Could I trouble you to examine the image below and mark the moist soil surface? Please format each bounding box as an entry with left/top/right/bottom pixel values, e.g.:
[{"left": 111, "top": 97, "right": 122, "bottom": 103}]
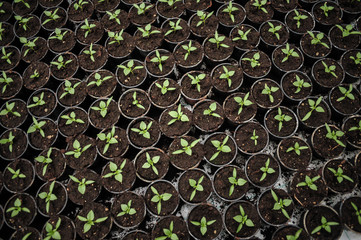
[
  {"left": 329, "top": 26, "right": 361, "bottom": 51},
  {"left": 217, "top": 3, "right": 245, "bottom": 26},
  {"left": 36, "top": 181, "right": 67, "bottom": 215},
  {"left": 88, "top": 99, "right": 120, "bottom": 129},
  {"left": 119, "top": 89, "right": 150, "bottom": 118},
  {"left": 148, "top": 78, "right": 180, "bottom": 108},
  {"left": 28, "top": 89, "right": 57, "bottom": 117},
  {"left": 67, "top": 1, "right": 94, "bottom": 22},
  {"left": 58, "top": 107, "right": 89, "bottom": 137},
  {"left": 341, "top": 197, "right": 361, "bottom": 233},
  {"left": 193, "top": 100, "right": 224, "bottom": 132},
  {"left": 223, "top": 92, "right": 257, "bottom": 124},
  {"left": 128, "top": 118, "right": 161, "bottom": 148},
  {"left": 135, "top": 148, "right": 169, "bottom": 181},
  {"left": 156, "top": 0, "right": 185, "bottom": 19},
  {"left": 245, "top": 0, "right": 274, "bottom": 24},
  {"left": 204, "top": 133, "right": 236, "bottom": 165},
  {"left": 282, "top": 71, "right": 312, "bottom": 100},
  {"left": 278, "top": 137, "right": 311, "bottom": 170},
  {"left": 4, "top": 159, "right": 34, "bottom": 193},
  {"left": 35, "top": 148, "right": 65, "bottom": 181},
  {"left": 0, "top": 99, "right": 27, "bottom": 128},
  {"left": 65, "top": 134, "right": 97, "bottom": 170},
  {"left": 28, "top": 118, "right": 58, "bottom": 150},
  {"left": 329, "top": 85, "right": 361, "bottom": 115},
  {"left": 323, "top": 159, "right": 358, "bottom": 193},
  {"left": 13, "top": 0, "right": 37, "bottom": 16},
  {"left": 313, "top": 2, "right": 342, "bottom": 25},
  {"left": 312, "top": 125, "right": 346, "bottom": 159},
  {"left": 0, "top": 22, "right": 14, "bottom": 46},
  {"left": 159, "top": 105, "right": 193, "bottom": 138},
  {"left": 251, "top": 79, "right": 283, "bottom": 108},
  {"left": 273, "top": 226, "right": 309, "bottom": 240},
  {"left": 246, "top": 154, "right": 280, "bottom": 188},
  {"left": 271, "top": 0, "right": 298, "bottom": 13},
  {"left": 178, "top": 169, "right": 212, "bottom": 203},
  {"left": 129, "top": 3, "right": 157, "bottom": 26},
  {"left": 301, "top": 33, "right": 331, "bottom": 58},
  {"left": 181, "top": 72, "right": 212, "bottom": 100},
  {"left": 0, "top": 129, "right": 27, "bottom": 160},
  {"left": 96, "top": 127, "right": 128, "bottom": 158},
  {"left": 48, "top": 29, "right": 76, "bottom": 53},
  {"left": 23, "top": 61, "right": 50, "bottom": 90},
  {"left": 342, "top": 50, "right": 361, "bottom": 78},
  {"left": 234, "top": 121, "right": 268, "bottom": 154},
  {"left": 343, "top": 116, "right": 361, "bottom": 148}
]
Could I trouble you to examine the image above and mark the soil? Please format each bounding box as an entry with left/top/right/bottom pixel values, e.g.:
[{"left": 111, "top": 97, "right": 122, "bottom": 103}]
[
  {"left": 189, "top": 12, "right": 218, "bottom": 38},
  {"left": 23, "top": 61, "right": 50, "bottom": 90},
  {"left": 135, "top": 148, "right": 169, "bottom": 181},
  {"left": 230, "top": 24, "right": 260, "bottom": 50},
  {"left": 281, "top": 71, "right": 312, "bottom": 100},
  {"left": 329, "top": 85, "right": 361, "bottom": 115},
  {"left": 119, "top": 89, "right": 151, "bottom": 118},
  {"left": 312, "top": 1, "right": 342, "bottom": 25},
  {"left": 87, "top": 70, "right": 117, "bottom": 98},
  {"left": 76, "top": 20, "right": 103, "bottom": 45},
  {"left": 36, "top": 181, "right": 67, "bottom": 216},
  {"left": 174, "top": 40, "right": 203, "bottom": 68},
  {"left": 67, "top": 169, "right": 101, "bottom": 205},
  {"left": 48, "top": 29, "right": 76, "bottom": 53},
  {"left": 178, "top": 169, "right": 212, "bottom": 203},
  {"left": 106, "top": 32, "right": 135, "bottom": 59},
  {"left": 148, "top": 78, "right": 181, "bottom": 108},
  {"left": 129, "top": 2, "right": 157, "bottom": 26},
  {"left": 40, "top": 7, "right": 67, "bottom": 30},
  {"left": 34, "top": 148, "right": 66, "bottom": 181},
  {"left": 225, "top": 201, "right": 260, "bottom": 238},
  {"left": 93, "top": 0, "right": 120, "bottom": 12},
  {"left": 50, "top": 53, "right": 78, "bottom": 80},
  {"left": 260, "top": 20, "right": 289, "bottom": 46},
  {"left": 0, "top": 99, "right": 28, "bottom": 128},
  {"left": 234, "top": 121, "right": 268, "bottom": 154},
  {"left": 74, "top": 202, "right": 112, "bottom": 240},
  {"left": 341, "top": 50, "right": 361, "bottom": 78},
  {"left": 38, "top": 0, "right": 62, "bottom": 8},
  {"left": 223, "top": 92, "right": 258, "bottom": 124},
  {"left": 241, "top": 50, "right": 271, "bottom": 78},
  {"left": 123, "top": 231, "right": 150, "bottom": 240},
  {"left": 278, "top": 137, "right": 311, "bottom": 170},
  {"left": 168, "top": 136, "right": 204, "bottom": 170},
  {"left": 28, "top": 118, "right": 58, "bottom": 150},
  {"left": 145, "top": 50, "right": 175, "bottom": 77},
  {"left": 212, "top": 64, "right": 242, "bottom": 92},
  {"left": 181, "top": 71, "right": 212, "bottom": 100},
  {"left": 0, "top": 46, "right": 20, "bottom": 71},
  {"left": 58, "top": 107, "right": 88, "bottom": 137},
  {"left": 96, "top": 127, "right": 129, "bottom": 158},
  {"left": 111, "top": 191, "right": 145, "bottom": 228},
  {"left": 68, "top": 1, "right": 94, "bottom": 22},
  {"left": 152, "top": 216, "right": 189, "bottom": 240},
  {"left": 0, "top": 1, "right": 12, "bottom": 22},
  {"left": 88, "top": 98, "right": 120, "bottom": 129},
  {"left": 184, "top": 0, "right": 211, "bottom": 11},
  {"left": 163, "top": 18, "right": 190, "bottom": 43},
  {"left": 338, "top": 0, "right": 361, "bottom": 13},
  {"left": 273, "top": 44, "right": 303, "bottom": 72},
  {"left": 251, "top": 79, "right": 283, "bottom": 108},
  {"left": 4, "top": 159, "right": 34, "bottom": 193},
  {"left": 341, "top": 197, "right": 361, "bottom": 233},
  {"left": 57, "top": 80, "right": 87, "bottom": 107},
  {"left": 14, "top": 14, "right": 41, "bottom": 38},
  {"left": 101, "top": 9, "right": 129, "bottom": 32},
  {"left": 41, "top": 216, "right": 75, "bottom": 240},
  {"left": 297, "top": 97, "right": 331, "bottom": 128},
  {"left": 193, "top": 100, "right": 224, "bottom": 132},
  {"left": 330, "top": 26, "right": 361, "bottom": 51},
  {"left": 214, "top": 165, "right": 249, "bottom": 201},
  {"left": 246, "top": 154, "right": 280, "bottom": 188},
  {"left": 204, "top": 133, "right": 236, "bottom": 165},
  {"left": 144, "top": 181, "right": 179, "bottom": 216},
  {"left": 117, "top": 60, "right": 147, "bottom": 87},
  {"left": 245, "top": 0, "right": 274, "bottom": 24},
  {"left": 128, "top": 117, "right": 161, "bottom": 148},
  {"left": 187, "top": 204, "right": 223, "bottom": 240},
  {"left": 27, "top": 88, "right": 56, "bottom": 117},
  {"left": 312, "top": 125, "right": 346, "bottom": 159},
  {"left": 159, "top": 105, "right": 193, "bottom": 138},
  {"left": 5, "top": 193, "right": 36, "bottom": 229},
  {"left": 343, "top": 115, "right": 361, "bottom": 148},
  {"left": 0, "top": 128, "right": 27, "bottom": 160},
  {"left": 13, "top": 0, "right": 37, "bottom": 16},
  {"left": 285, "top": 10, "right": 314, "bottom": 34},
  {"left": 300, "top": 32, "right": 331, "bottom": 58},
  {"left": 0, "top": 72, "right": 22, "bottom": 99},
  {"left": 204, "top": 35, "right": 234, "bottom": 61},
  {"left": 0, "top": 22, "right": 15, "bottom": 46},
  {"left": 323, "top": 159, "right": 358, "bottom": 193},
  {"left": 134, "top": 26, "right": 163, "bottom": 52},
  {"left": 156, "top": 0, "right": 185, "bottom": 19},
  {"left": 273, "top": 226, "right": 310, "bottom": 240},
  {"left": 217, "top": 3, "right": 245, "bottom": 26},
  {"left": 78, "top": 44, "right": 108, "bottom": 71},
  {"left": 65, "top": 134, "right": 97, "bottom": 170},
  {"left": 101, "top": 158, "right": 136, "bottom": 193},
  {"left": 271, "top": 0, "right": 297, "bottom": 13},
  {"left": 11, "top": 227, "right": 41, "bottom": 240},
  {"left": 265, "top": 107, "right": 297, "bottom": 138}
]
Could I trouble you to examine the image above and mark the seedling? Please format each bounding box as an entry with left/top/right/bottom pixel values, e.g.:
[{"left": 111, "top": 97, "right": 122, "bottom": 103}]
[
  {"left": 349, "top": 120, "right": 361, "bottom": 132},
  {"left": 242, "top": 52, "right": 261, "bottom": 68},
  {"left": 14, "top": 15, "right": 33, "bottom": 31},
  {"left": 108, "top": 30, "right": 124, "bottom": 45},
  {"left": 133, "top": 2, "right": 152, "bottom": 15},
  {"left": 155, "top": 79, "right": 176, "bottom": 95},
  {"left": 233, "top": 205, "right": 254, "bottom": 233},
  {"left": 69, "top": 175, "right": 94, "bottom": 195},
  {"left": 189, "top": 176, "right": 204, "bottom": 201},
  {"left": 286, "top": 142, "right": 308, "bottom": 155},
  {"left": 196, "top": 11, "right": 214, "bottom": 27},
  {"left": 88, "top": 72, "right": 112, "bottom": 87},
  {"left": 293, "top": 10, "right": 308, "bottom": 29},
  {"left": 60, "top": 80, "right": 81, "bottom": 99},
  {"left": 222, "top": 1, "right": 239, "bottom": 22},
  {"left": 97, "top": 126, "right": 118, "bottom": 154},
  {"left": 286, "top": 229, "right": 303, "bottom": 240},
  {"left": 118, "top": 60, "right": 144, "bottom": 76},
  {"left": 155, "top": 221, "right": 179, "bottom": 240},
  {"left": 232, "top": 28, "right": 252, "bottom": 41},
  {"left": 271, "top": 189, "right": 292, "bottom": 219},
  {"left": 268, "top": 22, "right": 282, "bottom": 40},
  {"left": 168, "top": 104, "right": 189, "bottom": 125},
  {"left": 103, "top": 160, "right": 127, "bottom": 183},
  {"left": 73, "top": 0, "right": 89, "bottom": 11},
  {"left": 209, "top": 31, "right": 229, "bottom": 49},
  {"left": 7, "top": 166, "right": 26, "bottom": 179},
  {"left": 325, "top": 123, "right": 346, "bottom": 147},
  {"left": 137, "top": 24, "right": 161, "bottom": 38},
  {"left": 181, "top": 40, "right": 197, "bottom": 61},
  {"left": 117, "top": 200, "right": 136, "bottom": 217},
  {"left": 281, "top": 43, "right": 300, "bottom": 62},
  {"left": 0, "top": 23, "right": 4, "bottom": 41},
  {"left": 191, "top": 217, "right": 216, "bottom": 236},
  {"left": 0, "top": 102, "right": 21, "bottom": 117},
  {"left": 351, "top": 202, "right": 361, "bottom": 225},
  {"left": 150, "top": 50, "right": 169, "bottom": 72},
  {"left": 50, "top": 55, "right": 72, "bottom": 70},
  {"left": 188, "top": 73, "right": 205, "bottom": 92},
  {"left": 34, "top": 148, "right": 53, "bottom": 176},
  {"left": 30, "top": 70, "right": 39, "bottom": 79},
  {"left": 90, "top": 97, "right": 113, "bottom": 118},
  {"left": 228, "top": 168, "right": 247, "bottom": 196},
  {"left": 1, "top": 47, "right": 12, "bottom": 64},
  {"left": 43, "top": 8, "right": 60, "bottom": 26},
  {"left": 27, "top": 92, "right": 46, "bottom": 108},
  {"left": 0, "top": 3, "right": 5, "bottom": 14},
  {"left": 6, "top": 198, "right": 30, "bottom": 217},
  {"left": 321, "top": 61, "right": 337, "bottom": 78},
  {"left": 22, "top": 232, "right": 32, "bottom": 240},
  {"left": 301, "top": 97, "right": 325, "bottom": 121},
  {"left": 132, "top": 91, "right": 145, "bottom": 110},
  {"left": 337, "top": 84, "right": 355, "bottom": 102},
  {"left": 106, "top": 10, "right": 121, "bottom": 25},
  {"left": 328, "top": 167, "right": 354, "bottom": 183},
  {"left": 0, "top": 71, "right": 13, "bottom": 93},
  {"left": 311, "top": 216, "right": 339, "bottom": 234},
  {"left": 251, "top": 129, "right": 258, "bottom": 146},
  {"left": 261, "top": 83, "right": 279, "bottom": 103},
  {"left": 320, "top": 2, "right": 334, "bottom": 17},
  {"left": 260, "top": 158, "right": 275, "bottom": 181},
  {"left": 307, "top": 31, "right": 330, "bottom": 48},
  {"left": 27, "top": 117, "right": 46, "bottom": 137},
  {"left": 252, "top": 0, "right": 268, "bottom": 13},
  {"left": 336, "top": 24, "right": 361, "bottom": 37},
  {"left": 14, "top": 0, "right": 30, "bottom": 8},
  {"left": 296, "top": 175, "right": 321, "bottom": 191},
  {"left": 150, "top": 186, "right": 172, "bottom": 214},
  {"left": 172, "top": 138, "right": 200, "bottom": 156},
  {"left": 44, "top": 217, "right": 61, "bottom": 240},
  {"left": 293, "top": 74, "right": 311, "bottom": 94},
  {"left": 49, "top": 28, "right": 68, "bottom": 41},
  {"left": 274, "top": 108, "right": 292, "bottom": 132},
  {"left": 165, "top": 19, "right": 182, "bottom": 36},
  {"left": 210, "top": 135, "right": 231, "bottom": 161},
  {"left": 77, "top": 210, "right": 108, "bottom": 233},
  {"left": 158, "top": 0, "right": 182, "bottom": 8},
  {"left": 83, "top": 43, "right": 96, "bottom": 62},
  {"left": 0, "top": 131, "right": 14, "bottom": 152},
  {"left": 203, "top": 102, "right": 221, "bottom": 119},
  {"left": 81, "top": 19, "right": 96, "bottom": 39},
  {"left": 131, "top": 121, "right": 152, "bottom": 139},
  {"left": 38, "top": 181, "right": 57, "bottom": 213},
  {"left": 19, "top": 37, "right": 38, "bottom": 57},
  {"left": 65, "top": 139, "right": 92, "bottom": 158},
  {"left": 350, "top": 52, "right": 361, "bottom": 65},
  {"left": 234, "top": 92, "right": 253, "bottom": 115},
  {"left": 142, "top": 152, "right": 160, "bottom": 175},
  {"left": 220, "top": 66, "right": 235, "bottom": 87}
]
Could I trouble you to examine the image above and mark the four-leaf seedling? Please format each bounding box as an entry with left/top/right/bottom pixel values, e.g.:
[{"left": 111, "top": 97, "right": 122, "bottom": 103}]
[
  {"left": 65, "top": 139, "right": 92, "bottom": 158},
  {"left": 325, "top": 123, "right": 346, "bottom": 147},
  {"left": 188, "top": 73, "right": 205, "bottom": 92},
  {"left": 327, "top": 167, "right": 354, "bottom": 183},
  {"left": 77, "top": 210, "right": 108, "bottom": 233},
  {"left": 69, "top": 175, "right": 94, "bottom": 195},
  {"left": 118, "top": 60, "right": 144, "bottom": 76},
  {"left": 155, "top": 79, "right": 176, "bottom": 95},
  {"left": 6, "top": 198, "right": 30, "bottom": 217},
  {"left": 234, "top": 92, "right": 253, "bottom": 115},
  {"left": 274, "top": 108, "right": 292, "bottom": 132},
  {"left": 60, "top": 80, "right": 81, "bottom": 99},
  {"left": 220, "top": 66, "right": 235, "bottom": 88},
  {"left": 203, "top": 102, "right": 221, "bottom": 118},
  {"left": 262, "top": 83, "right": 279, "bottom": 103},
  {"left": 150, "top": 50, "right": 169, "bottom": 72},
  {"left": 61, "top": 111, "right": 85, "bottom": 125},
  {"left": 233, "top": 205, "right": 254, "bottom": 233},
  {"left": 301, "top": 97, "right": 325, "bottom": 121},
  {"left": 337, "top": 84, "right": 355, "bottom": 102},
  {"left": 88, "top": 72, "right": 112, "bottom": 87},
  {"left": 281, "top": 43, "right": 300, "bottom": 62},
  {"left": 209, "top": 31, "right": 229, "bottom": 49},
  {"left": 268, "top": 22, "right": 282, "bottom": 40},
  {"left": 191, "top": 216, "right": 216, "bottom": 236},
  {"left": 165, "top": 19, "right": 183, "bottom": 36},
  {"left": 131, "top": 121, "right": 152, "bottom": 139},
  {"left": 168, "top": 104, "right": 189, "bottom": 125},
  {"left": 27, "top": 92, "right": 46, "bottom": 109},
  {"left": 44, "top": 217, "right": 62, "bottom": 240},
  {"left": 91, "top": 97, "right": 113, "bottom": 118},
  {"left": 311, "top": 216, "right": 339, "bottom": 235},
  {"left": 132, "top": 91, "right": 145, "bottom": 110},
  {"left": 222, "top": 1, "right": 239, "bottom": 23},
  {"left": 0, "top": 71, "right": 14, "bottom": 93},
  {"left": 38, "top": 181, "right": 57, "bottom": 213},
  {"left": 243, "top": 52, "right": 261, "bottom": 68},
  {"left": 97, "top": 126, "right": 118, "bottom": 154},
  {"left": 51, "top": 55, "right": 72, "bottom": 70},
  {"left": 286, "top": 142, "right": 308, "bottom": 155},
  {"left": 27, "top": 117, "right": 46, "bottom": 137},
  {"left": 35, "top": 148, "right": 53, "bottom": 176},
  {"left": 151, "top": 186, "right": 172, "bottom": 214},
  {"left": 228, "top": 168, "right": 247, "bottom": 196},
  {"left": 142, "top": 152, "right": 160, "bottom": 175},
  {"left": 0, "top": 102, "right": 21, "bottom": 117},
  {"left": 260, "top": 158, "right": 275, "bottom": 181},
  {"left": 0, "top": 131, "right": 15, "bottom": 152},
  {"left": 189, "top": 176, "right": 204, "bottom": 201},
  {"left": 293, "top": 75, "right": 311, "bottom": 94},
  {"left": 155, "top": 221, "right": 179, "bottom": 240},
  {"left": 103, "top": 160, "right": 127, "bottom": 183},
  {"left": 322, "top": 61, "right": 337, "bottom": 78},
  {"left": 172, "top": 138, "right": 200, "bottom": 156},
  {"left": 117, "top": 200, "right": 136, "bottom": 217},
  {"left": 210, "top": 135, "right": 231, "bottom": 161},
  {"left": 271, "top": 189, "right": 293, "bottom": 219},
  {"left": 297, "top": 175, "right": 321, "bottom": 191},
  {"left": 182, "top": 41, "right": 197, "bottom": 60},
  {"left": 307, "top": 31, "right": 330, "bottom": 49}
]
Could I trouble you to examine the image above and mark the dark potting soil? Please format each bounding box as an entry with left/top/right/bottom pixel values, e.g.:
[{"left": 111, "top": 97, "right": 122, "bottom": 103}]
[
  {"left": 212, "top": 64, "right": 243, "bottom": 92},
  {"left": 174, "top": 40, "right": 203, "bottom": 67},
  {"left": 102, "top": 158, "right": 136, "bottom": 193},
  {"left": 282, "top": 71, "right": 312, "bottom": 100},
  {"left": 0, "top": 128, "right": 27, "bottom": 160},
  {"left": 193, "top": 100, "right": 224, "bottom": 132},
  {"left": 329, "top": 26, "right": 361, "bottom": 51},
  {"left": 76, "top": 20, "right": 103, "bottom": 45},
  {"left": 13, "top": 0, "right": 37, "bottom": 16},
  {"left": 149, "top": 78, "right": 181, "bottom": 108},
  {"left": 117, "top": 60, "right": 146, "bottom": 87},
  {"left": 223, "top": 92, "right": 257, "bottom": 124},
  {"left": 0, "top": 72, "right": 22, "bottom": 99},
  {"left": 265, "top": 107, "right": 297, "bottom": 138},
  {"left": 323, "top": 159, "right": 358, "bottom": 193},
  {"left": 119, "top": 89, "right": 150, "bottom": 118},
  {"left": 129, "top": 3, "right": 157, "bottom": 26},
  {"left": 217, "top": 3, "right": 245, "bottom": 26},
  {"left": 145, "top": 51, "right": 175, "bottom": 77},
  {"left": 14, "top": 15, "right": 41, "bottom": 38},
  {"left": 65, "top": 134, "right": 96, "bottom": 170},
  {"left": 338, "top": 0, "right": 361, "bottom": 13},
  {"left": 341, "top": 197, "right": 361, "bottom": 233},
  {"left": 271, "top": 0, "right": 298, "bottom": 13},
  {"left": 40, "top": 7, "right": 67, "bottom": 30},
  {"left": 88, "top": 99, "right": 120, "bottom": 129},
  {"left": 34, "top": 148, "right": 65, "bottom": 181},
  {"left": 273, "top": 226, "right": 309, "bottom": 240},
  {"left": 28, "top": 118, "right": 57, "bottom": 150},
  {"left": 342, "top": 50, "right": 361, "bottom": 78},
  {"left": 111, "top": 191, "right": 145, "bottom": 228},
  {"left": 300, "top": 33, "right": 331, "bottom": 58},
  {"left": 204, "top": 133, "right": 236, "bottom": 165},
  {"left": 312, "top": 2, "right": 342, "bottom": 25},
  {"left": 260, "top": 21, "right": 289, "bottom": 46},
  {"left": 134, "top": 26, "right": 163, "bottom": 52},
  {"left": 23, "top": 61, "right": 50, "bottom": 90},
  {"left": 42, "top": 216, "right": 76, "bottom": 240},
  {"left": 312, "top": 125, "right": 346, "bottom": 159},
  {"left": 241, "top": 51, "right": 271, "bottom": 78},
  {"left": 97, "top": 127, "right": 128, "bottom": 158},
  {"left": 273, "top": 45, "right": 303, "bottom": 72},
  {"left": 87, "top": 70, "right": 117, "bottom": 98},
  {"left": 181, "top": 72, "right": 212, "bottom": 100},
  {"left": 58, "top": 107, "right": 88, "bottom": 137},
  {"left": 5, "top": 194, "right": 36, "bottom": 229},
  {"left": 159, "top": 105, "right": 193, "bottom": 138},
  {"left": 246, "top": 154, "right": 280, "bottom": 188},
  {"left": 245, "top": 0, "right": 274, "bottom": 24},
  {"left": 128, "top": 118, "right": 161, "bottom": 148},
  {"left": 204, "top": 35, "right": 234, "bottom": 61},
  {"left": 38, "top": 0, "right": 62, "bottom": 8},
  {"left": 285, "top": 10, "right": 314, "bottom": 34},
  {"left": 48, "top": 29, "right": 76, "bottom": 53},
  {"left": 235, "top": 121, "right": 268, "bottom": 154},
  {"left": 163, "top": 18, "right": 190, "bottom": 43},
  {"left": 123, "top": 231, "right": 150, "bottom": 240},
  {"left": 106, "top": 32, "right": 135, "bottom": 59},
  {"left": 213, "top": 165, "right": 249, "bottom": 201},
  {"left": 343, "top": 116, "right": 361, "bottom": 148},
  {"left": 11, "top": 227, "right": 41, "bottom": 240},
  {"left": 0, "top": 99, "right": 27, "bottom": 128},
  {"left": 251, "top": 79, "right": 283, "bottom": 108},
  {"left": 0, "top": 46, "right": 20, "bottom": 71},
  {"left": 168, "top": 136, "right": 204, "bottom": 170},
  {"left": 152, "top": 216, "right": 189, "bottom": 240},
  {"left": 156, "top": 0, "right": 185, "bottom": 19},
  {"left": 184, "top": 0, "right": 211, "bottom": 11},
  {"left": 189, "top": 12, "right": 218, "bottom": 38},
  {"left": 0, "top": 1, "right": 12, "bottom": 22},
  {"left": 278, "top": 137, "right": 311, "bottom": 170},
  {"left": 178, "top": 169, "right": 212, "bottom": 203},
  {"left": 231, "top": 24, "right": 260, "bottom": 50},
  {"left": 135, "top": 148, "right": 169, "bottom": 181},
  {"left": 78, "top": 44, "right": 108, "bottom": 71},
  {"left": 298, "top": 97, "right": 331, "bottom": 128},
  {"left": 145, "top": 181, "right": 179, "bottom": 216},
  {"left": 4, "top": 159, "right": 34, "bottom": 193},
  {"left": 68, "top": 1, "right": 94, "bottom": 22},
  {"left": 37, "top": 181, "right": 67, "bottom": 215},
  {"left": 50, "top": 53, "right": 78, "bottom": 80},
  {"left": 101, "top": 9, "right": 129, "bottom": 32},
  {"left": 93, "top": 0, "right": 120, "bottom": 12},
  {"left": 0, "top": 23, "right": 15, "bottom": 46},
  {"left": 329, "top": 85, "right": 361, "bottom": 115}
]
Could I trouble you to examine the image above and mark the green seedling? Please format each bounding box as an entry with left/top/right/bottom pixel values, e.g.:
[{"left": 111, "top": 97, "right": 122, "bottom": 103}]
[
  {"left": 286, "top": 229, "right": 303, "bottom": 240},
  {"left": 117, "top": 200, "right": 136, "bottom": 217},
  {"left": 50, "top": 55, "right": 72, "bottom": 70},
  {"left": 271, "top": 189, "right": 293, "bottom": 219},
  {"left": 30, "top": 70, "right": 39, "bottom": 79},
  {"left": 281, "top": 43, "right": 300, "bottom": 62},
  {"left": 7, "top": 166, "right": 26, "bottom": 179},
  {"left": 65, "top": 139, "right": 92, "bottom": 158},
  {"left": 151, "top": 186, "right": 172, "bottom": 214},
  {"left": 196, "top": 11, "right": 214, "bottom": 27},
  {"left": 222, "top": 1, "right": 239, "bottom": 22},
  {"left": 1, "top": 47, "right": 12, "bottom": 64},
  {"left": 14, "top": 15, "right": 33, "bottom": 31},
  {"left": 88, "top": 72, "right": 112, "bottom": 87},
  {"left": 320, "top": 2, "right": 334, "bottom": 17},
  {"left": 118, "top": 60, "right": 144, "bottom": 76},
  {"left": 233, "top": 205, "right": 254, "bottom": 233},
  {"left": 336, "top": 24, "right": 361, "bottom": 37},
  {"left": 77, "top": 210, "right": 108, "bottom": 233},
  {"left": 188, "top": 73, "right": 205, "bottom": 92},
  {"left": 133, "top": 2, "right": 152, "bottom": 15},
  {"left": 242, "top": 52, "right": 261, "bottom": 68},
  {"left": 80, "top": 19, "right": 95, "bottom": 38},
  {"left": 27, "top": 117, "right": 46, "bottom": 137},
  {"left": 203, "top": 102, "right": 221, "bottom": 118},
  {"left": 60, "top": 111, "right": 85, "bottom": 125},
  {"left": 35, "top": 148, "right": 53, "bottom": 176},
  {"left": 106, "top": 9, "right": 122, "bottom": 25},
  {"left": 0, "top": 101, "right": 21, "bottom": 117},
  {"left": 274, "top": 107, "right": 292, "bottom": 132},
  {"left": 150, "top": 50, "right": 169, "bottom": 72},
  {"left": 251, "top": 129, "right": 259, "bottom": 145},
  {"left": 348, "top": 120, "right": 361, "bottom": 132},
  {"left": 233, "top": 28, "right": 252, "bottom": 41},
  {"left": 301, "top": 97, "right": 325, "bottom": 121},
  {"left": 14, "top": 0, "right": 30, "bottom": 8},
  {"left": 43, "top": 8, "right": 60, "bottom": 26},
  {"left": 210, "top": 135, "right": 231, "bottom": 161},
  {"left": 228, "top": 168, "right": 247, "bottom": 196},
  {"left": 44, "top": 217, "right": 61, "bottom": 240},
  {"left": 49, "top": 28, "right": 68, "bottom": 41},
  {"left": 189, "top": 176, "right": 204, "bottom": 201},
  {"left": 158, "top": 0, "right": 182, "bottom": 8},
  {"left": 268, "top": 22, "right": 282, "bottom": 40},
  {"left": 351, "top": 202, "right": 361, "bottom": 225},
  {"left": 293, "top": 10, "right": 308, "bottom": 29},
  {"left": 132, "top": 91, "right": 145, "bottom": 110},
  {"left": 0, "top": 71, "right": 13, "bottom": 93},
  {"left": 293, "top": 74, "right": 311, "bottom": 93},
  {"left": 234, "top": 92, "right": 253, "bottom": 115},
  {"left": 165, "top": 19, "right": 182, "bottom": 36},
  {"left": 286, "top": 142, "right": 308, "bottom": 155},
  {"left": 19, "top": 37, "right": 38, "bottom": 57},
  {"left": 168, "top": 104, "right": 189, "bottom": 125},
  {"left": 209, "top": 31, "right": 229, "bottom": 48},
  {"left": 307, "top": 31, "right": 330, "bottom": 48},
  {"left": 97, "top": 126, "right": 118, "bottom": 154},
  {"left": 181, "top": 41, "right": 197, "bottom": 61},
  {"left": 137, "top": 24, "right": 161, "bottom": 38},
  {"left": 260, "top": 158, "right": 275, "bottom": 181},
  {"left": 252, "top": 0, "right": 268, "bottom": 13},
  {"left": 220, "top": 66, "right": 235, "bottom": 87},
  {"left": 172, "top": 138, "right": 200, "bottom": 156},
  {"left": 296, "top": 175, "right": 321, "bottom": 191},
  {"left": 108, "top": 30, "right": 124, "bottom": 45},
  {"left": 90, "top": 97, "right": 113, "bottom": 118},
  {"left": 325, "top": 123, "right": 346, "bottom": 147},
  {"left": 103, "top": 160, "right": 127, "bottom": 183},
  {"left": 311, "top": 216, "right": 339, "bottom": 235},
  {"left": 155, "top": 221, "right": 179, "bottom": 240},
  {"left": 350, "top": 52, "right": 361, "bottom": 65},
  {"left": 60, "top": 80, "right": 81, "bottom": 99},
  {"left": 328, "top": 167, "right": 354, "bottom": 183},
  {"left": 38, "top": 181, "right": 57, "bottom": 213},
  {"left": 0, "top": 131, "right": 14, "bottom": 152},
  {"left": 155, "top": 79, "right": 176, "bottom": 95},
  {"left": 191, "top": 217, "right": 216, "bottom": 236},
  {"left": 69, "top": 175, "right": 94, "bottom": 195},
  {"left": 337, "top": 84, "right": 355, "bottom": 102},
  {"left": 6, "top": 198, "right": 30, "bottom": 217},
  {"left": 131, "top": 121, "right": 153, "bottom": 139},
  {"left": 321, "top": 61, "right": 337, "bottom": 78},
  {"left": 142, "top": 152, "right": 160, "bottom": 175},
  {"left": 83, "top": 43, "right": 96, "bottom": 62},
  {"left": 261, "top": 83, "right": 279, "bottom": 103}
]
